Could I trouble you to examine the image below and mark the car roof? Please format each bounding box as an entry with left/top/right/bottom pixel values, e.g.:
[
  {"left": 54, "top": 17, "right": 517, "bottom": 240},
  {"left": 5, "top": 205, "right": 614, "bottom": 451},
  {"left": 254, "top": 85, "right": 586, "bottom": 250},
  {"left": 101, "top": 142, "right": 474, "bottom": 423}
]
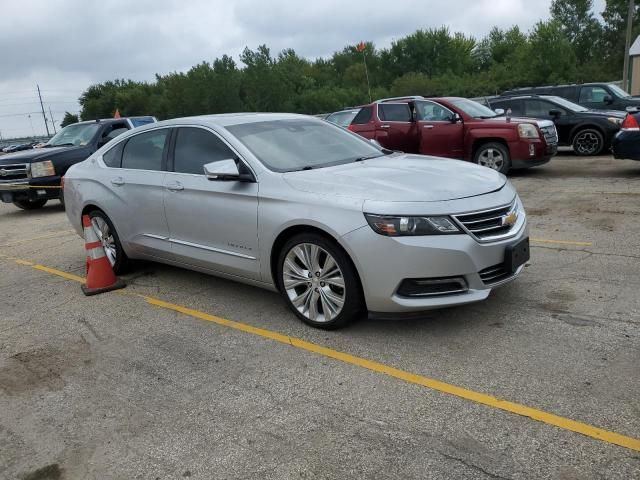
[{"left": 150, "top": 112, "right": 316, "bottom": 128}]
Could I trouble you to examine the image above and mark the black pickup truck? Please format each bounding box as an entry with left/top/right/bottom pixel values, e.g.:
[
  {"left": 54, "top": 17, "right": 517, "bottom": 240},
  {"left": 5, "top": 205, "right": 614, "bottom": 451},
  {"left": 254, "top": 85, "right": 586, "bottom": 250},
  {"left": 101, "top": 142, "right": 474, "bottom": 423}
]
[{"left": 0, "top": 116, "right": 156, "bottom": 210}]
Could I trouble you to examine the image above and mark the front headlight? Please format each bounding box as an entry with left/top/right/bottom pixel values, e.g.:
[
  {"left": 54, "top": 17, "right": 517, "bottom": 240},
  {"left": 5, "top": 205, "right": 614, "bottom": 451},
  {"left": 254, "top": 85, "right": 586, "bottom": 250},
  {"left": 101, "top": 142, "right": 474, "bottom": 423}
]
[
  {"left": 30, "top": 160, "right": 55, "bottom": 178},
  {"left": 364, "top": 214, "right": 461, "bottom": 236},
  {"left": 518, "top": 124, "right": 540, "bottom": 139}
]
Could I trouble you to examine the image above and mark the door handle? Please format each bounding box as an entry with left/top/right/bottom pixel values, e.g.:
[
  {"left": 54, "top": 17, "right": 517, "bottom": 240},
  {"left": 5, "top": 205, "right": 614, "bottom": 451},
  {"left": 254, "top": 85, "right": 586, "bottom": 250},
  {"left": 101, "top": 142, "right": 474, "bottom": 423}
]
[
  {"left": 166, "top": 182, "right": 184, "bottom": 192},
  {"left": 110, "top": 177, "right": 124, "bottom": 186},
  {"left": 380, "top": 125, "right": 390, "bottom": 129},
  {"left": 423, "top": 125, "right": 434, "bottom": 129}
]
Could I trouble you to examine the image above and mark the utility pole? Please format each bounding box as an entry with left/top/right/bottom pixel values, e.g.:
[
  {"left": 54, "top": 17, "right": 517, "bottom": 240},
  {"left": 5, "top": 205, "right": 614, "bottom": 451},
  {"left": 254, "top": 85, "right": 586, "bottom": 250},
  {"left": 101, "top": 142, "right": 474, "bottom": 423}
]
[
  {"left": 622, "top": 0, "right": 635, "bottom": 92},
  {"left": 36, "top": 84, "right": 50, "bottom": 137},
  {"left": 48, "top": 107, "right": 57, "bottom": 134}
]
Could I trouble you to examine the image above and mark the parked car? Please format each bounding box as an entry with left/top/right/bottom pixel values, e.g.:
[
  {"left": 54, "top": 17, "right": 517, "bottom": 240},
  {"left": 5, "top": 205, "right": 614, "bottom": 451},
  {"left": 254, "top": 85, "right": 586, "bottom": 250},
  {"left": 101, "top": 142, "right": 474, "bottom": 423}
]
[
  {"left": 347, "top": 96, "right": 557, "bottom": 174},
  {"left": 0, "top": 116, "right": 156, "bottom": 210},
  {"left": 485, "top": 95, "right": 624, "bottom": 156},
  {"left": 325, "top": 108, "right": 361, "bottom": 127},
  {"left": 611, "top": 110, "right": 640, "bottom": 160},
  {"left": 64, "top": 113, "right": 529, "bottom": 329},
  {"left": 501, "top": 83, "right": 640, "bottom": 112},
  {"left": 4, "top": 143, "right": 34, "bottom": 153}
]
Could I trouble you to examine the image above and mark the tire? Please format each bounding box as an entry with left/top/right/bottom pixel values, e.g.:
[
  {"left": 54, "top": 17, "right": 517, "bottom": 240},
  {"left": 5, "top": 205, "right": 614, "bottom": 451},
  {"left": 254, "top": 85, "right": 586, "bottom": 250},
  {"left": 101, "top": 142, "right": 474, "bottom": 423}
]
[
  {"left": 473, "top": 142, "right": 511, "bottom": 174},
  {"left": 58, "top": 190, "right": 65, "bottom": 208},
  {"left": 276, "top": 233, "right": 363, "bottom": 329},
  {"left": 572, "top": 128, "right": 604, "bottom": 156},
  {"left": 87, "top": 210, "right": 129, "bottom": 275},
  {"left": 13, "top": 199, "right": 47, "bottom": 210}
]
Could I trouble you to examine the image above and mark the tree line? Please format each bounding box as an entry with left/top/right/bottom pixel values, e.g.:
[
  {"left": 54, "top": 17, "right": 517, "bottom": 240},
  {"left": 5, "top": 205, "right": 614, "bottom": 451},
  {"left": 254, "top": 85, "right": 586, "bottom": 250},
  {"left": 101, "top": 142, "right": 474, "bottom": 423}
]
[{"left": 64, "top": 0, "right": 639, "bottom": 126}]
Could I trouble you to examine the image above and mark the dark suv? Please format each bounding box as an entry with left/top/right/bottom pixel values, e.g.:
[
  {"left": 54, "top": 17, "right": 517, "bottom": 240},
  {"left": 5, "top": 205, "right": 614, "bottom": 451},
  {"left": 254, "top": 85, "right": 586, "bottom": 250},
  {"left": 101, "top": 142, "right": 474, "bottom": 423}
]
[
  {"left": 501, "top": 83, "right": 640, "bottom": 112},
  {"left": 485, "top": 95, "right": 624, "bottom": 156},
  {"left": 0, "top": 116, "right": 156, "bottom": 210}
]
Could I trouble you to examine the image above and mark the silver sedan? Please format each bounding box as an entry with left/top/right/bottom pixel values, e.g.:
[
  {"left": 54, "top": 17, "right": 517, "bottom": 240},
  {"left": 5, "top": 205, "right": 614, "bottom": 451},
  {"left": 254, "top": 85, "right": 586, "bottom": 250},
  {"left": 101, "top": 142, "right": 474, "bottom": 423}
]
[{"left": 64, "top": 113, "right": 529, "bottom": 329}]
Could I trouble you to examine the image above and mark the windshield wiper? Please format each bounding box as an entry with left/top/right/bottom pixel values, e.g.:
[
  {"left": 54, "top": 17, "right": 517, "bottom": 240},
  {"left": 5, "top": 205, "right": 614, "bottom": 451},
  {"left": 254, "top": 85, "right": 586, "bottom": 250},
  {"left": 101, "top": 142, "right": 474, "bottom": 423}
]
[
  {"left": 47, "top": 143, "right": 75, "bottom": 147},
  {"left": 354, "top": 153, "right": 385, "bottom": 162}
]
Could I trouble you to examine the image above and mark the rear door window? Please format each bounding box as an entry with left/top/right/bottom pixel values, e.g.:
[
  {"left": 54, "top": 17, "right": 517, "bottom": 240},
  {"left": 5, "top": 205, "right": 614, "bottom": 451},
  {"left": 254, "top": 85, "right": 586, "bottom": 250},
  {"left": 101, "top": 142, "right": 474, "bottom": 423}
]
[
  {"left": 172, "top": 127, "right": 236, "bottom": 175},
  {"left": 523, "top": 99, "right": 554, "bottom": 117},
  {"left": 378, "top": 103, "right": 412, "bottom": 122},
  {"left": 492, "top": 99, "right": 522, "bottom": 116},
  {"left": 121, "top": 129, "right": 169, "bottom": 171}
]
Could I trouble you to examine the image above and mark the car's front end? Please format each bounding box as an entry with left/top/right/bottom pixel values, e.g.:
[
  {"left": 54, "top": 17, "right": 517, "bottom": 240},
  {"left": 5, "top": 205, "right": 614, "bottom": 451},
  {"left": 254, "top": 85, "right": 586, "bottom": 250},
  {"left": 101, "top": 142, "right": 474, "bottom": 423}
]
[
  {"left": 0, "top": 155, "right": 64, "bottom": 205},
  {"left": 342, "top": 183, "right": 528, "bottom": 314}
]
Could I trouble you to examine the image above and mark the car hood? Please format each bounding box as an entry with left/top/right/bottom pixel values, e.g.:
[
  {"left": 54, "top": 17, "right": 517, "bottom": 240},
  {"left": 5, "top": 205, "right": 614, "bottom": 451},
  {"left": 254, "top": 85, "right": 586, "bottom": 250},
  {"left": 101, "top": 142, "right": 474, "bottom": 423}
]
[
  {"left": 484, "top": 116, "right": 555, "bottom": 128},
  {"left": 0, "top": 146, "right": 76, "bottom": 164},
  {"left": 282, "top": 154, "right": 506, "bottom": 202},
  {"left": 583, "top": 109, "right": 626, "bottom": 118}
]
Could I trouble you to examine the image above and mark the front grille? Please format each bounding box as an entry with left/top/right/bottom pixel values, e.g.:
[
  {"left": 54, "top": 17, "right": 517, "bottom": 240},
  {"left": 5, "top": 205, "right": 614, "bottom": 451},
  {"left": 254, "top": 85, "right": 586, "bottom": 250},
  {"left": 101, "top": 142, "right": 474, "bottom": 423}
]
[
  {"left": 0, "top": 163, "right": 29, "bottom": 183},
  {"left": 453, "top": 201, "right": 517, "bottom": 241},
  {"left": 479, "top": 263, "right": 512, "bottom": 285},
  {"left": 397, "top": 277, "right": 467, "bottom": 297},
  {"left": 540, "top": 125, "right": 558, "bottom": 145}
]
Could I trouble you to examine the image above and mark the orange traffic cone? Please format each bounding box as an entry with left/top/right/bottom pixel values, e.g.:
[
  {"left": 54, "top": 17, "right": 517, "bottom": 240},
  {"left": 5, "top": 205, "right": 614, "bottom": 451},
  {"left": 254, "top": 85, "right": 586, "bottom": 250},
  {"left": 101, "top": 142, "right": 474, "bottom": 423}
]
[{"left": 81, "top": 214, "right": 126, "bottom": 296}]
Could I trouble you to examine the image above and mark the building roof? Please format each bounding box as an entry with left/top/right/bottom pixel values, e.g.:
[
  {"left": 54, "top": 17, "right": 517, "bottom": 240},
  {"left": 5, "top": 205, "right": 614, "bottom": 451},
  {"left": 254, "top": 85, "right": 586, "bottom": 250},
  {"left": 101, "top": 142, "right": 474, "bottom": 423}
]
[{"left": 630, "top": 36, "right": 640, "bottom": 56}]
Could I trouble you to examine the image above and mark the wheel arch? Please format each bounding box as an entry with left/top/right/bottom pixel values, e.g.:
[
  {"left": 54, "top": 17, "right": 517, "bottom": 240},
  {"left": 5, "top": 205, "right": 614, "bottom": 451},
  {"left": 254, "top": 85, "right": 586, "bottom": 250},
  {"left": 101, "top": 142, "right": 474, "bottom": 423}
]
[{"left": 269, "top": 224, "right": 364, "bottom": 297}]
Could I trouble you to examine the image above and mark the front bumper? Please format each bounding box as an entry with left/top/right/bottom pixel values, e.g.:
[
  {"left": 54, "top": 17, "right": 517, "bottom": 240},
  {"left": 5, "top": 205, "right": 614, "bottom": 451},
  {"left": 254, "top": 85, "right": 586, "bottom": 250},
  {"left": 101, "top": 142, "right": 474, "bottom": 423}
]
[
  {"left": 0, "top": 177, "right": 61, "bottom": 203},
  {"left": 509, "top": 138, "right": 556, "bottom": 168},
  {"left": 343, "top": 220, "right": 529, "bottom": 313}
]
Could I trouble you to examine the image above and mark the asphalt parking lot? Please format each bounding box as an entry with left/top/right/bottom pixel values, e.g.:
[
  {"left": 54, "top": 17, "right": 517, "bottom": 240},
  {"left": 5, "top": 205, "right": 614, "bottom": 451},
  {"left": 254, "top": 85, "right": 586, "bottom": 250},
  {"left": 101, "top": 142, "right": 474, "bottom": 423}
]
[{"left": 1, "top": 153, "right": 639, "bottom": 480}]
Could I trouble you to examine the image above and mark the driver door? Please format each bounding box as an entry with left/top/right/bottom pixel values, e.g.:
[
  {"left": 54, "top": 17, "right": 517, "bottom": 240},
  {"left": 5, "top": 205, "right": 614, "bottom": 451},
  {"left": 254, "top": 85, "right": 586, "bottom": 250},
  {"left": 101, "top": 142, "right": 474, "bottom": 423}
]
[
  {"left": 163, "top": 126, "right": 260, "bottom": 280},
  {"left": 415, "top": 100, "right": 464, "bottom": 158}
]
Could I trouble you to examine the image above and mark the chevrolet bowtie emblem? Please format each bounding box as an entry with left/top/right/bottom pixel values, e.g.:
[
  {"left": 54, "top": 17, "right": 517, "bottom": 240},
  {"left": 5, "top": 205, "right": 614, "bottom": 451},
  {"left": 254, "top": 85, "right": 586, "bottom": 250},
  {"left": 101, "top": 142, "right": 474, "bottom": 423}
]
[
  {"left": 0, "top": 169, "right": 8, "bottom": 177},
  {"left": 502, "top": 211, "right": 518, "bottom": 227}
]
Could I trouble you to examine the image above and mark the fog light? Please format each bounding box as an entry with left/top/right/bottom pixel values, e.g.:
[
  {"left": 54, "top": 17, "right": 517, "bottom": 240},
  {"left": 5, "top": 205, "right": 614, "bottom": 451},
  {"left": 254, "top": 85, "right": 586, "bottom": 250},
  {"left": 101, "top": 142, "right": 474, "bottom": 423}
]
[{"left": 529, "top": 144, "right": 535, "bottom": 156}]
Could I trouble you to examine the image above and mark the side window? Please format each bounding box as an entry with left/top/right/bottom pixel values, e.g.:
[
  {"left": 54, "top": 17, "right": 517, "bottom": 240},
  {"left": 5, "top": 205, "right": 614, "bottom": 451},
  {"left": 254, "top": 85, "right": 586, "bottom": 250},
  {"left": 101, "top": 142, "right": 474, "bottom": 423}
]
[
  {"left": 494, "top": 100, "right": 522, "bottom": 116},
  {"left": 173, "top": 127, "right": 236, "bottom": 175},
  {"left": 121, "top": 129, "right": 169, "bottom": 171},
  {"left": 102, "top": 141, "right": 124, "bottom": 168},
  {"left": 352, "top": 106, "right": 372, "bottom": 124},
  {"left": 524, "top": 100, "right": 553, "bottom": 117},
  {"left": 416, "top": 101, "right": 454, "bottom": 121},
  {"left": 378, "top": 103, "right": 412, "bottom": 122},
  {"left": 579, "top": 86, "right": 609, "bottom": 104}
]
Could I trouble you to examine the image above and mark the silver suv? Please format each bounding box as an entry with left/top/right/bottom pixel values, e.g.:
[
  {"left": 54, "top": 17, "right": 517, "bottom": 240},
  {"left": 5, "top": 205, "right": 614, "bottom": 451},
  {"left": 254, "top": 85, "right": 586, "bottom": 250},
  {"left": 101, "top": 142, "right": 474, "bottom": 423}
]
[{"left": 64, "top": 113, "right": 529, "bottom": 329}]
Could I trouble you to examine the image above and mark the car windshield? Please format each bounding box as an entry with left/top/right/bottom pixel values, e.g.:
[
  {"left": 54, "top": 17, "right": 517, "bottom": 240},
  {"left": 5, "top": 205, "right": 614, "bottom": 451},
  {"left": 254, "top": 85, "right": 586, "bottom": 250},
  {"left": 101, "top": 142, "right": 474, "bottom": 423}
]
[
  {"left": 547, "top": 96, "right": 588, "bottom": 112},
  {"left": 226, "top": 119, "right": 384, "bottom": 172},
  {"left": 449, "top": 98, "right": 498, "bottom": 118},
  {"left": 46, "top": 123, "right": 101, "bottom": 147},
  {"left": 326, "top": 110, "right": 359, "bottom": 127},
  {"left": 608, "top": 84, "right": 631, "bottom": 98}
]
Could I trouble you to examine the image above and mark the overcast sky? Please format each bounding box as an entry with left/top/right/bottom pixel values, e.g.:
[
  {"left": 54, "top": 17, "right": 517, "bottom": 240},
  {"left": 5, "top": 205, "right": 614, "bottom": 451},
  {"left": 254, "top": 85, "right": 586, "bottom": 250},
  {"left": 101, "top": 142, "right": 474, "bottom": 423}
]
[{"left": 0, "top": 0, "right": 606, "bottom": 139}]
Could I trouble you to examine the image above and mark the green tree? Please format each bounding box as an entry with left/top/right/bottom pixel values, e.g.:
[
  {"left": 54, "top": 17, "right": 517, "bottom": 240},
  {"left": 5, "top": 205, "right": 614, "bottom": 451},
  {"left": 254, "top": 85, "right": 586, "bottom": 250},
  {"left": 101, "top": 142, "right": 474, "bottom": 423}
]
[{"left": 60, "top": 112, "right": 79, "bottom": 128}]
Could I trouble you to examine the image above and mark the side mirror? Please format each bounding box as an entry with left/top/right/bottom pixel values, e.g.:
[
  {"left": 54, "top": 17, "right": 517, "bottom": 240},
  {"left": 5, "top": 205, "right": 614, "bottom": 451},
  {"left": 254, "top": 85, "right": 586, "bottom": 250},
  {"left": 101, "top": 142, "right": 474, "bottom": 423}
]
[
  {"left": 549, "top": 109, "right": 562, "bottom": 118},
  {"left": 451, "top": 113, "right": 462, "bottom": 123},
  {"left": 369, "top": 139, "right": 382, "bottom": 148},
  {"left": 603, "top": 95, "right": 613, "bottom": 104},
  {"left": 203, "top": 159, "right": 253, "bottom": 182},
  {"left": 494, "top": 108, "right": 505, "bottom": 115}
]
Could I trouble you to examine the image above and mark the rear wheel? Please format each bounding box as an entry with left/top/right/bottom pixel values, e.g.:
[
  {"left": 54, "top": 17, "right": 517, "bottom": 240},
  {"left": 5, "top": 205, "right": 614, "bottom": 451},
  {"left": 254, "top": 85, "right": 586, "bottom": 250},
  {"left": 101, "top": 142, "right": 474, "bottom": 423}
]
[
  {"left": 277, "top": 233, "right": 362, "bottom": 329},
  {"left": 473, "top": 142, "right": 511, "bottom": 174},
  {"left": 88, "top": 210, "right": 129, "bottom": 274},
  {"left": 572, "top": 128, "right": 604, "bottom": 156},
  {"left": 13, "top": 199, "right": 47, "bottom": 210}
]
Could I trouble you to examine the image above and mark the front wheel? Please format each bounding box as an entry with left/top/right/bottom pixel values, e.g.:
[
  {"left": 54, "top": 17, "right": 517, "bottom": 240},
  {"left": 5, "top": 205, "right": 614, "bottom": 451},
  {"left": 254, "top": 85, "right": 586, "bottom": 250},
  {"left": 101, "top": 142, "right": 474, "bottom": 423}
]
[
  {"left": 13, "top": 199, "right": 47, "bottom": 210},
  {"left": 473, "top": 142, "right": 511, "bottom": 174},
  {"left": 572, "top": 128, "right": 604, "bottom": 156},
  {"left": 88, "top": 210, "right": 129, "bottom": 274},
  {"left": 277, "top": 233, "right": 363, "bottom": 329}
]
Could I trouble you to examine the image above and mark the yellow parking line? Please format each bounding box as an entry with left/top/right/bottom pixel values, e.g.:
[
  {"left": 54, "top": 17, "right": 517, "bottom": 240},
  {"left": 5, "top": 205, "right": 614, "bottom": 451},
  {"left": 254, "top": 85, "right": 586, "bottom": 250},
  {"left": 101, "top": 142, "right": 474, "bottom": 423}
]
[
  {"left": 0, "top": 230, "right": 76, "bottom": 248},
  {"left": 2, "top": 256, "right": 639, "bottom": 453},
  {"left": 531, "top": 238, "right": 592, "bottom": 247}
]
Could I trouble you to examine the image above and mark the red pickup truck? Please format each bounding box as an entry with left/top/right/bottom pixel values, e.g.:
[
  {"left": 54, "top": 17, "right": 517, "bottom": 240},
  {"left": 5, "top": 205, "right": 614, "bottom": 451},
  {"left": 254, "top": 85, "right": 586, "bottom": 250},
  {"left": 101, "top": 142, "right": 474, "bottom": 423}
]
[{"left": 348, "top": 96, "right": 558, "bottom": 174}]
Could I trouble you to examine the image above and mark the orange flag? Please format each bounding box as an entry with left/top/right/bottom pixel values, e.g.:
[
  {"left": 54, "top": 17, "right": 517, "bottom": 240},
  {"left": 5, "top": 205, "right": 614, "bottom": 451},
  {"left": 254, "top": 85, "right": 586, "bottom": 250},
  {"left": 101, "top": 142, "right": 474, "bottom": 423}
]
[
  {"left": 356, "top": 41, "right": 366, "bottom": 52},
  {"left": 114, "top": 109, "right": 121, "bottom": 118}
]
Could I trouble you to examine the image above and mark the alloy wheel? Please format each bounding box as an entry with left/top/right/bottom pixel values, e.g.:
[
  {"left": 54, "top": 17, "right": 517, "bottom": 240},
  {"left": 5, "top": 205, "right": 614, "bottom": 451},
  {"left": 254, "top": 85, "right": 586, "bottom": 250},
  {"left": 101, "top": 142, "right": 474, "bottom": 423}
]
[
  {"left": 477, "top": 148, "right": 504, "bottom": 171},
  {"left": 91, "top": 216, "right": 117, "bottom": 266},
  {"left": 574, "top": 131, "right": 601, "bottom": 155},
  {"left": 282, "top": 243, "right": 346, "bottom": 323}
]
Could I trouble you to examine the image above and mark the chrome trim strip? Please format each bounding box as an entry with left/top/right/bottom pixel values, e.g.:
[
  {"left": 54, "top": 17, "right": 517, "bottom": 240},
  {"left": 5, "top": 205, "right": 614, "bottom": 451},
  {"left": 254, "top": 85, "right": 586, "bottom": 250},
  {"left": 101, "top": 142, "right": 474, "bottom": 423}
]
[
  {"left": 482, "top": 264, "right": 525, "bottom": 287},
  {"left": 453, "top": 199, "right": 524, "bottom": 243},
  {"left": 169, "top": 238, "right": 257, "bottom": 260},
  {"left": 143, "top": 233, "right": 169, "bottom": 241}
]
